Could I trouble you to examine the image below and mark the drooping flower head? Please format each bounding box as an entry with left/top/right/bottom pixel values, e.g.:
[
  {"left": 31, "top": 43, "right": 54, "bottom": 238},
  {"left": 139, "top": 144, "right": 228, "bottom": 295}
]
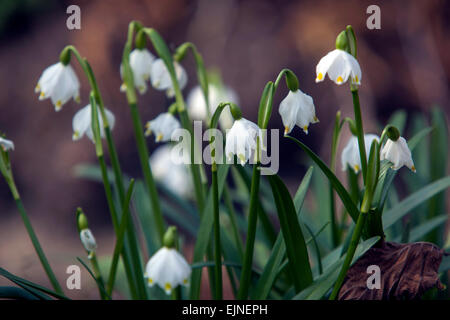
[
  {"left": 72, "top": 104, "right": 115, "bottom": 143},
  {"left": 80, "top": 228, "right": 97, "bottom": 253},
  {"left": 150, "top": 145, "right": 193, "bottom": 198},
  {"left": 225, "top": 118, "right": 263, "bottom": 166},
  {"left": 279, "top": 89, "right": 319, "bottom": 135},
  {"left": 187, "top": 84, "right": 239, "bottom": 130},
  {"left": 315, "top": 49, "right": 361, "bottom": 86},
  {"left": 35, "top": 62, "right": 80, "bottom": 111},
  {"left": 381, "top": 136, "right": 415, "bottom": 172},
  {"left": 0, "top": 137, "right": 14, "bottom": 151},
  {"left": 120, "top": 48, "right": 155, "bottom": 94},
  {"left": 150, "top": 59, "right": 187, "bottom": 98},
  {"left": 145, "top": 112, "right": 180, "bottom": 143},
  {"left": 144, "top": 227, "right": 191, "bottom": 294},
  {"left": 341, "top": 134, "right": 380, "bottom": 173}
]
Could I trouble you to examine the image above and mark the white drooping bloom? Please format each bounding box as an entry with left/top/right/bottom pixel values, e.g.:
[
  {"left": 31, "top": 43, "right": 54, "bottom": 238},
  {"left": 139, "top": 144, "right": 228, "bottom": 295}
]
[
  {"left": 35, "top": 62, "right": 80, "bottom": 111},
  {"left": 225, "top": 118, "right": 263, "bottom": 166},
  {"left": 381, "top": 136, "right": 416, "bottom": 172},
  {"left": 80, "top": 228, "right": 97, "bottom": 252},
  {"left": 341, "top": 134, "right": 380, "bottom": 173},
  {"left": 279, "top": 89, "right": 319, "bottom": 135},
  {"left": 315, "top": 49, "right": 361, "bottom": 86},
  {"left": 149, "top": 145, "right": 192, "bottom": 198},
  {"left": 150, "top": 59, "right": 187, "bottom": 98},
  {"left": 0, "top": 137, "right": 14, "bottom": 151},
  {"left": 144, "top": 247, "right": 192, "bottom": 294},
  {"left": 120, "top": 48, "right": 155, "bottom": 94},
  {"left": 187, "top": 84, "right": 239, "bottom": 129},
  {"left": 72, "top": 104, "right": 115, "bottom": 142},
  {"left": 145, "top": 113, "right": 180, "bottom": 143}
]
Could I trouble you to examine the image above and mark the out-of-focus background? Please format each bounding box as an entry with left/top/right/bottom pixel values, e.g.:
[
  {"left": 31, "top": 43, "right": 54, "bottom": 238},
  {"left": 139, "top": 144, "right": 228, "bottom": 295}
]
[{"left": 0, "top": 0, "right": 448, "bottom": 299}]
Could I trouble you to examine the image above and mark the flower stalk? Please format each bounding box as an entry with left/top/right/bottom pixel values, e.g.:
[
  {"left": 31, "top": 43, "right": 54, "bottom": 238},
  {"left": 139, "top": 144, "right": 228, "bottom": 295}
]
[{"left": 0, "top": 149, "right": 63, "bottom": 294}]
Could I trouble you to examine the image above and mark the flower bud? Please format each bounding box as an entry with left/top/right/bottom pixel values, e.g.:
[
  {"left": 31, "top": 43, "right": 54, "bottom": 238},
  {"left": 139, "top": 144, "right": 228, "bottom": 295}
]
[
  {"left": 284, "top": 70, "right": 299, "bottom": 92},
  {"left": 335, "top": 31, "right": 349, "bottom": 51},
  {"left": 163, "top": 226, "right": 177, "bottom": 248},
  {"left": 59, "top": 47, "right": 71, "bottom": 66},
  {"left": 76, "top": 207, "right": 89, "bottom": 231},
  {"left": 173, "top": 43, "right": 190, "bottom": 62},
  {"left": 386, "top": 126, "right": 400, "bottom": 141},
  {"left": 135, "top": 29, "right": 147, "bottom": 50},
  {"left": 229, "top": 103, "right": 242, "bottom": 120}
]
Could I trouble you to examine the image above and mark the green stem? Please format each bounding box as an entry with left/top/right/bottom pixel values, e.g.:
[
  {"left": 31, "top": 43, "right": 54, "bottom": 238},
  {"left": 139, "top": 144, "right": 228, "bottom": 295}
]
[
  {"left": 106, "top": 179, "right": 135, "bottom": 296},
  {"left": 68, "top": 46, "right": 145, "bottom": 298},
  {"left": 212, "top": 164, "right": 222, "bottom": 300},
  {"left": 329, "top": 189, "right": 373, "bottom": 300},
  {"left": 90, "top": 254, "right": 107, "bottom": 299},
  {"left": 223, "top": 185, "right": 244, "bottom": 260},
  {"left": 237, "top": 164, "right": 261, "bottom": 300},
  {"left": 14, "top": 197, "right": 63, "bottom": 294},
  {"left": 351, "top": 90, "right": 367, "bottom": 183}
]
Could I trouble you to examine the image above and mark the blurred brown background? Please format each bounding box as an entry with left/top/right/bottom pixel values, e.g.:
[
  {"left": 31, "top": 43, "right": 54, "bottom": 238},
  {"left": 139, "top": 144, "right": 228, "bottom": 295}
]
[{"left": 0, "top": 0, "right": 449, "bottom": 298}]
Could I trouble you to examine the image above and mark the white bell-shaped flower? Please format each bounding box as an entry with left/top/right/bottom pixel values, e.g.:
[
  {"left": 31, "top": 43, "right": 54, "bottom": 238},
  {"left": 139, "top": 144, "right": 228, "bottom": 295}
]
[
  {"left": 381, "top": 136, "right": 416, "bottom": 172},
  {"left": 187, "top": 84, "right": 239, "bottom": 129},
  {"left": 145, "top": 112, "right": 180, "bottom": 143},
  {"left": 35, "top": 62, "right": 80, "bottom": 111},
  {"left": 72, "top": 104, "right": 115, "bottom": 142},
  {"left": 150, "top": 145, "right": 192, "bottom": 198},
  {"left": 144, "top": 247, "right": 191, "bottom": 294},
  {"left": 315, "top": 49, "right": 361, "bottom": 86},
  {"left": 80, "top": 228, "right": 97, "bottom": 252},
  {"left": 341, "top": 134, "right": 379, "bottom": 173},
  {"left": 120, "top": 48, "right": 155, "bottom": 94},
  {"left": 225, "top": 118, "right": 263, "bottom": 166},
  {"left": 150, "top": 59, "right": 187, "bottom": 98},
  {"left": 0, "top": 137, "right": 14, "bottom": 151},
  {"left": 279, "top": 89, "right": 319, "bottom": 135}
]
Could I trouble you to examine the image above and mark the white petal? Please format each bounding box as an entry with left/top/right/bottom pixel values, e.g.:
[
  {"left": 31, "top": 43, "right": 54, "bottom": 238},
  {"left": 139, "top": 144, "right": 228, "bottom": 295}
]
[
  {"left": 0, "top": 137, "right": 14, "bottom": 151},
  {"left": 80, "top": 229, "right": 97, "bottom": 252}
]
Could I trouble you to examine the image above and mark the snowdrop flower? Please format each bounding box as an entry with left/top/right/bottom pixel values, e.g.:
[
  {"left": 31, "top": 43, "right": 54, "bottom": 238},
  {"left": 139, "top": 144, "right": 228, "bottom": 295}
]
[
  {"left": 381, "top": 137, "right": 416, "bottom": 172},
  {"left": 145, "top": 112, "right": 180, "bottom": 143},
  {"left": 341, "top": 134, "right": 379, "bottom": 173},
  {"left": 187, "top": 84, "right": 239, "bottom": 129},
  {"left": 150, "top": 145, "right": 193, "bottom": 198},
  {"left": 279, "top": 89, "right": 319, "bottom": 135},
  {"left": 144, "top": 226, "right": 191, "bottom": 294},
  {"left": 150, "top": 59, "right": 187, "bottom": 98},
  {"left": 35, "top": 62, "right": 80, "bottom": 111},
  {"left": 225, "top": 118, "right": 263, "bottom": 166},
  {"left": 315, "top": 49, "right": 361, "bottom": 86},
  {"left": 0, "top": 137, "right": 14, "bottom": 151},
  {"left": 120, "top": 48, "right": 155, "bottom": 94},
  {"left": 80, "top": 228, "right": 97, "bottom": 253},
  {"left": 144, "top": 247, "right": 191, "bottom": 294},
  {"left": 72, "top": 104, "right": 115, "bottom": 142}
]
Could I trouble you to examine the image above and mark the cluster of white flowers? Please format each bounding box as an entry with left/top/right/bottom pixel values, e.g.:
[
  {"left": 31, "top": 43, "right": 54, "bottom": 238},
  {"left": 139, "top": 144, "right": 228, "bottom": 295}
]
[{"left": 122, "top": 49, "right": 187, "bottom": 97}]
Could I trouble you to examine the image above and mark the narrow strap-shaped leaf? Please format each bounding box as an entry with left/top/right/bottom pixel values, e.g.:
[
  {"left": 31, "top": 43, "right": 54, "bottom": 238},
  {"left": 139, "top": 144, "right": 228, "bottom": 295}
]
[
  {"left": 383, "top": 176, "right": 450, "bottom": 229},
  {"left": 268, "top": 174, "right": 313, "bottom": 292},
  {"left": 0, "top": 268, "right": 69, "bottom": 300},
  {"left": 393, "top": 214, "right": 448, "bottom": 243},
  {"left": 77, "top": 257, "right": 110, "bottom": 300},
  {"left": 0, "top": 286, "right": 40, "bottom": 300},
  {"left": 287, "top": 136, "right": 360, "bottom": 222},
  {"left": 190, "top": 164, "right": 230, "bottom": 299}
]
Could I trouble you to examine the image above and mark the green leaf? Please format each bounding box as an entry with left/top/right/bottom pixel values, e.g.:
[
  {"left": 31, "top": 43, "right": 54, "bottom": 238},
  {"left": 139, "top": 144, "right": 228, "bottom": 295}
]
[
  {"left": 190, "top": 164, "right": 230, "bottom": 299},
  {"left": 393, "top": 215, "right": 448, "bottom": 243},
  {"left": 293, "top": 236, "right": 380, "bottom": 300},
  {"left": 252, "top": 167, "right": 314, "bottom": 299},
  {"left": 77, "top": 257, "right": 110, "bottom": 300},
  {"left": 257, "top": 81, "right": 275, "bottom": 129},
  {"left": 387, "top": 110, "right": 407, "bottom": 134},
  {"left": 383, "top": 176, "right": 450, "bottom": 229},
  {"left": 0, "top": 268, "right": 69, "bottom": 300},
  {"left": 268, "top": 174, "right": 313, "bottom": 292},
  {"left": 287, "top": 136, "right": 360, "bottom": 222},
  {"left": 0, "top": 286, "right": 39, "bottom": 300}
]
